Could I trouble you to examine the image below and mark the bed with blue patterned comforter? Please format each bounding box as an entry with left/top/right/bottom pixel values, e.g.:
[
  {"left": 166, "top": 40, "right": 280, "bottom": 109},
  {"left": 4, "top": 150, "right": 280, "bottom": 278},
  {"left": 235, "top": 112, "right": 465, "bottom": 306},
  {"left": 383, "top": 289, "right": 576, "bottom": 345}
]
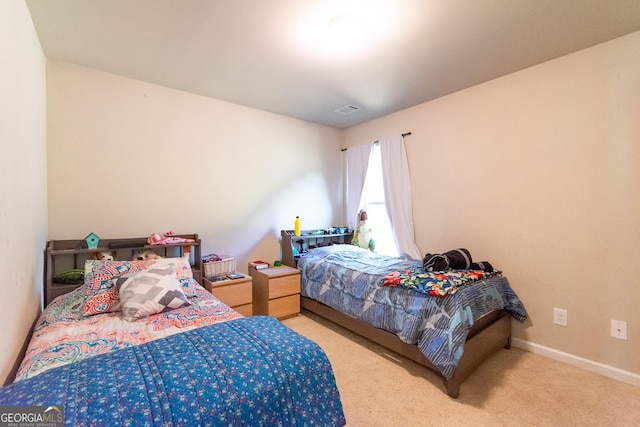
[
  {"left": 0, "top": 313, "right": 345, "bottom": 426},
  {"left": 298, "top": 245, "right": 527, "bottom": 380}
]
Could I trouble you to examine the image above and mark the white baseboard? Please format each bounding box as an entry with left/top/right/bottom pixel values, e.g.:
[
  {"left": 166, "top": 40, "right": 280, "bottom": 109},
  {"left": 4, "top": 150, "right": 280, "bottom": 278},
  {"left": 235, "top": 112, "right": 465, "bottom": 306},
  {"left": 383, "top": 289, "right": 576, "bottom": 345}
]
[{"left": 511, "top": 337, "right": 640, "bottom": 387}]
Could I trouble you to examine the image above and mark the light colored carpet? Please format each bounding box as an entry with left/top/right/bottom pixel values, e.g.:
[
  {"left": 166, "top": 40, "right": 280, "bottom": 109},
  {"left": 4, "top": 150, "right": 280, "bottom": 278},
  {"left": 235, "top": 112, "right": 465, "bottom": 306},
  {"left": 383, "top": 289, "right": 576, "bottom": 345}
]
[{"left": 283, "top": 311, "right": 640, "bottom": 427}]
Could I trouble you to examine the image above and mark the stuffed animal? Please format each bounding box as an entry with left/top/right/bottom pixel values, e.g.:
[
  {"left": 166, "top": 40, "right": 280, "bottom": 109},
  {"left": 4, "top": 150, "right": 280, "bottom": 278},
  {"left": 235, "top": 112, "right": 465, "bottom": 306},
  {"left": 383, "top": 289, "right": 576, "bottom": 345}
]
[
  {"left": 353, "top": 210, "right": 375, "bottom": 252},
  {"left": 92, "top": 251, "right": 115, "bottom": 261},
  {"left": 132, "top": 250, "right": 161, "bottom": 261},
  {"left": 147, "top": 231, "right": 195, "bottom": 245},
  {"left": 54, "top": 269, "right": 84, "bottom": 284}
]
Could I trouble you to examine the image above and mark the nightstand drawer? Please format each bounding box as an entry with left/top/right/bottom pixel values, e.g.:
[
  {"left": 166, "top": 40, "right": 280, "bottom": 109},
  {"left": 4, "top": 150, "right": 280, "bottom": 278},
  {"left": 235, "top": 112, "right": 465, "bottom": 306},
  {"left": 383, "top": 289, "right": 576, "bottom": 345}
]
[
  {"left": 268, "top": 294, "right": 299, "bottom": 319},
  {"left": 211, "top": 281, "right": 252, "bottom": 307},
  {"left": 268, "top": 274, "right": 300, "bottom": 299}
]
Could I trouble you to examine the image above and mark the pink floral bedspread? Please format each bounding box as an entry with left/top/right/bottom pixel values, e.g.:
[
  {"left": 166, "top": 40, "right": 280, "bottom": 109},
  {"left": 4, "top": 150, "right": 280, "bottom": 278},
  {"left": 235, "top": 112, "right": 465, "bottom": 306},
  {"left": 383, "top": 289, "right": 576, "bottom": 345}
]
[{"left": 15, "top": 283, "right": 242, "bottom": 382}]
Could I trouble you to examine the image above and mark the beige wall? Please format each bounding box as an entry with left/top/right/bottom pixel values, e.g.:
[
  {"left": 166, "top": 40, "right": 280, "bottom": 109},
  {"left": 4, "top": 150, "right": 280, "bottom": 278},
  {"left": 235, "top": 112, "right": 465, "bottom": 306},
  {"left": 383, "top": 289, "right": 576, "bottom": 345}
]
[
  {"left": 0, "top": 2, "right": 47, "bottom": 383},
  {"left": 343, "top": 32, "right": 640, "bottom": 379},
  {"left": 46, "top": 61, "right": 343, "bottom": 271}
]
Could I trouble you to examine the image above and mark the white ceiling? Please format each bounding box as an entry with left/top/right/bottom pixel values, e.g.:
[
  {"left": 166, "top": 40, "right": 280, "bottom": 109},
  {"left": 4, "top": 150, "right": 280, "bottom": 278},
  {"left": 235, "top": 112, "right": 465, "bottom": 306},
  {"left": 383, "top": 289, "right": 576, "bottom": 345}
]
[{"left": 26, "top": 0, "right": 640, "bottom": 129}]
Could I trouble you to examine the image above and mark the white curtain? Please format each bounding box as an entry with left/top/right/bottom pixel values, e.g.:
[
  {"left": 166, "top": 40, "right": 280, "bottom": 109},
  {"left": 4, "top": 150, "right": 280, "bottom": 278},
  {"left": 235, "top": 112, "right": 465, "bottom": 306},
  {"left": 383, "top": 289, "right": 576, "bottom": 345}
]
[
  {"left": 379, "top": 135, "right": 421, "bottom": 259},
  {"left": 345, "top": 143, "right": 373, "bottom": 231}
]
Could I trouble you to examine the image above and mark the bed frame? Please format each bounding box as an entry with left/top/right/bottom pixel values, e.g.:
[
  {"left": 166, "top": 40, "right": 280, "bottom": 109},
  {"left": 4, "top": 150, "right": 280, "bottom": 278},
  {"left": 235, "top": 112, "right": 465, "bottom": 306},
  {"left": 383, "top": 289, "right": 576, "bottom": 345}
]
[
  {"left": 5, "top": 234, "right": 202, "bottom": 385},
  {"left": 301, "top": 296, "right": 512, "bottom": 398}
]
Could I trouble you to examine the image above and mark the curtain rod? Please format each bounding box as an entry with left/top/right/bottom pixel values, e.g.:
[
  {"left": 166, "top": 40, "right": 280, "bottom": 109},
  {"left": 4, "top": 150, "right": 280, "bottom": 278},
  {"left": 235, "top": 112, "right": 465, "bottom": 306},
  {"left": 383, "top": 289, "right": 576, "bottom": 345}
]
[{"left": 340, "top": 132, "right": 411, "bottom": 151}]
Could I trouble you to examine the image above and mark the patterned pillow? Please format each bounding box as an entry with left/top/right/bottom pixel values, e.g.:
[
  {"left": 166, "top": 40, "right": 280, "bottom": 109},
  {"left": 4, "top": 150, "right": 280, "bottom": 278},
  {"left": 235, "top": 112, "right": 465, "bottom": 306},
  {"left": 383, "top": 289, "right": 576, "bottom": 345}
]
[
  {"left": 82, "top": 260, "right": 155, "bottom": 316},
  {"left": 115, "top": 265, "right": 190, "bottom": 321},
  {"left": 81, "top": 255, "right": 196, "bottom": 317},
  {"left": 152, "top": 256, "right": 197, "bottom": 296}
]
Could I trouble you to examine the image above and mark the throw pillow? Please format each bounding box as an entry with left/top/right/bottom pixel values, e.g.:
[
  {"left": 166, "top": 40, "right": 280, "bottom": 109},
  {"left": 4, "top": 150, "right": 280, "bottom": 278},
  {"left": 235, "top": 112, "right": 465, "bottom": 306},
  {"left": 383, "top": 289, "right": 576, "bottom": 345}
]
[
  {"left": 115, "top": 265, "right": 190, "bottom": 321},
  {"left": 81, "top": 255, "right": 197, "bottom": 316},
  {"left": 151, "top": 255, "right": 197, "bottom": 296},
  {"left": 82, "top": 260, "right": 155, "bottom": 316}
]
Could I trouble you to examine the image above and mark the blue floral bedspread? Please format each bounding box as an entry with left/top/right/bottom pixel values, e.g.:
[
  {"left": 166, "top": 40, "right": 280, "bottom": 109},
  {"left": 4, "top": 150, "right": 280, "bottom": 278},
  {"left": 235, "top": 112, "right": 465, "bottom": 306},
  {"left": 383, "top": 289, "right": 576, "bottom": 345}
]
[
  {"left": 0, "top": 316, "right": 346, "bottom": 427},
  {"left": 299, "top": 245, "right": 528, "bottom": 379}
]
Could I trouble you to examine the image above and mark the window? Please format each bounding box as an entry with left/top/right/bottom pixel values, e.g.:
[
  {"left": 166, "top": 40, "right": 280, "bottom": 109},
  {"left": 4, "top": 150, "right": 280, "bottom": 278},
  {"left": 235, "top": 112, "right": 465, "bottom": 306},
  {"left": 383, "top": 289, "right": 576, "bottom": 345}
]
[{"left": 360, "top": 144, "right": 398, "bottom": 257}]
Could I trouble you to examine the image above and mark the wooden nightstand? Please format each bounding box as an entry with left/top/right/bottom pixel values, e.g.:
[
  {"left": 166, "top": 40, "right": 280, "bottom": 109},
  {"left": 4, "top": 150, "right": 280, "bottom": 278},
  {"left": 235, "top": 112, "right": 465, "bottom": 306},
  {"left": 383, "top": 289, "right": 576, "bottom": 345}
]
[
  {"left": 202, "top": 273, "right": 253, "bottom": 316},
  {"left": 249, "top": 266, "right": 300, "bottom": 319}
]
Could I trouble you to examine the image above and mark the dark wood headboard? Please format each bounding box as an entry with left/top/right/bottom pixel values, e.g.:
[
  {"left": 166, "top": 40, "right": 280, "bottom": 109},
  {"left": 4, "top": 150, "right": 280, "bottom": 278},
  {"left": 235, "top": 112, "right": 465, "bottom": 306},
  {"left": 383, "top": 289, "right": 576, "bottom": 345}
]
[
  {"left": 44, "top": 234, "right": 202, "bottom": 307},
  {"left": 281, "top": 228, "right": 353, "bottom": 268}
]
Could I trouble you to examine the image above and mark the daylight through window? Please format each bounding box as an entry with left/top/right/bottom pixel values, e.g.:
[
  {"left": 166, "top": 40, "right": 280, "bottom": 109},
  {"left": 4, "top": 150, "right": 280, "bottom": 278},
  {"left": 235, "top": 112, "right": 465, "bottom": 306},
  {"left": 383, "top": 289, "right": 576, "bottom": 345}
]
[{"left": 361, "top": 144, "right": 398, "bottom": 257}]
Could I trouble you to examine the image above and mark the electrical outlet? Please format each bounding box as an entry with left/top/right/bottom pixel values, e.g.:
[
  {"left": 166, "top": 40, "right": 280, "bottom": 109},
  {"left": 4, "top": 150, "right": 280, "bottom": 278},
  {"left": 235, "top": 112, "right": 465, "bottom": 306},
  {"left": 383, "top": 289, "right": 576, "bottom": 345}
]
[
  {"left": 611, "top": 320, "right": 627, "bottom": 340},
  {"left": 553, "top": 308, "right": 567, "bottom": 326}
]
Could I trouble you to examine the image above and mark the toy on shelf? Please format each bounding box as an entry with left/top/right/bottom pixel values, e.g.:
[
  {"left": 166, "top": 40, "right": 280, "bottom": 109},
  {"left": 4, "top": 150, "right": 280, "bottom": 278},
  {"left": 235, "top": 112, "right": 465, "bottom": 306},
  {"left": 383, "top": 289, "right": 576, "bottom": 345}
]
[
  {"left": 147, "top": 231, "right": 195, "bottom": 245},
  {"left": 132, "top": 250, "right": 162, "bottom": 261},
  {"left": 92, "top": 251, "right": 115, "bottom": 261},
  {"left": 53, "top": 269, "right": 84, "bottom": 284}
]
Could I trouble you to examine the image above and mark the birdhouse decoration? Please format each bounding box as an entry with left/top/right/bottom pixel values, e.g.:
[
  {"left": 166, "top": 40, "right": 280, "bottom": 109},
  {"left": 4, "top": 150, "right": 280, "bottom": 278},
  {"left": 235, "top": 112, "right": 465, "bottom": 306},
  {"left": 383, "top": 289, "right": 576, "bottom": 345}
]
[{"left": 84, "top": 232, "right": 100, "bottom": 249}]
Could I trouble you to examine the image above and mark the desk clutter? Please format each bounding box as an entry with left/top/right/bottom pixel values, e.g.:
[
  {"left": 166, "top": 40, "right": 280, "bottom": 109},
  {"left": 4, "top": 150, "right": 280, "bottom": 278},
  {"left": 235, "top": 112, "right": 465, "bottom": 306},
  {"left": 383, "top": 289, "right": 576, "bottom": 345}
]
[{"left": 202, "top": 253, "right": 236, "bottom": 278}]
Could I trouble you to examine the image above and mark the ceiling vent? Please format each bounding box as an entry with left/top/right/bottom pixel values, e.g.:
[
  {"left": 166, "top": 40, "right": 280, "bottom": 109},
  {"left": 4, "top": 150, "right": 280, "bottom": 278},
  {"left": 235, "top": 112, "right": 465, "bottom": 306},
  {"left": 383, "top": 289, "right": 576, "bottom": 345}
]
[{"left": 334, "top": 104, "right": 361, "bottom": 115}]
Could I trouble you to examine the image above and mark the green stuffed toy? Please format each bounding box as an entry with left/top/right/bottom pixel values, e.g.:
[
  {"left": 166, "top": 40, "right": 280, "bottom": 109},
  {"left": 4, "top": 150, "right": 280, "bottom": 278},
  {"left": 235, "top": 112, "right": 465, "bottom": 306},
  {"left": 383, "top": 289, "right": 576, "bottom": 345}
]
[
  {"left": 54, "top": 269, "right": 84, "bottom": 284},
  {"left": 352, "top": 210, "right": 375, "bottom": 252}
]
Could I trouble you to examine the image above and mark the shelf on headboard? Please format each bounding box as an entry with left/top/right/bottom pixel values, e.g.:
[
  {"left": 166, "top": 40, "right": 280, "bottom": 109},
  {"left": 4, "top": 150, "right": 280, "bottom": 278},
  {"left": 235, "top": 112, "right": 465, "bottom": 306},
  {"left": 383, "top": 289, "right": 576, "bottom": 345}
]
[
  {"left": 44, "top": 234, "right": 202, "bottom": 307},
  {"left": 280, "top": 229, "right": 353, "bottom": 268}
]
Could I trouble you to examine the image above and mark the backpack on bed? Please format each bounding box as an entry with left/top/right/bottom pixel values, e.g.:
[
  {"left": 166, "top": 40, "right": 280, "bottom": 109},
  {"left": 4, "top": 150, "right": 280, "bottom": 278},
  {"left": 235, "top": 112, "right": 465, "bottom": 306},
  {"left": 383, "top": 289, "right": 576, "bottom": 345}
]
[{"left": 422, "top": 248, "right": 493, "bottom": 272}]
